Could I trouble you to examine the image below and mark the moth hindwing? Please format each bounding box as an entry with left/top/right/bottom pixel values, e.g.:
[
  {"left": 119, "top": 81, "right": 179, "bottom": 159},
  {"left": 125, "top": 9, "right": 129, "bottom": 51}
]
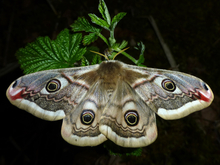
[{"left": 6, "top": 60, "right": 214, "bottom": 147}]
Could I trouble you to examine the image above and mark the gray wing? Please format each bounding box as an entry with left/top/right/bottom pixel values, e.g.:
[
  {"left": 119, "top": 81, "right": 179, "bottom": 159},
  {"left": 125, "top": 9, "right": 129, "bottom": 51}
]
[
  {"left": 122, "top": 64, "right": 214, "bottom": 120},
  {"left": 6, "top": 64, "right": 99, "bottom": 121},
  {"left": 61, "top": 80, "right": 109, "bottom": 146},
  {"left": 99, "top": 80, "right": 157, "bottom": 148}
]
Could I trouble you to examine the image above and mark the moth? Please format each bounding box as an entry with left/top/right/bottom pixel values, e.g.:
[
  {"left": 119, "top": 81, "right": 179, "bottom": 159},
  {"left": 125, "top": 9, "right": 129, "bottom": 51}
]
[{"left": 6, "top": 60, "right": 214, "bottom": 148}]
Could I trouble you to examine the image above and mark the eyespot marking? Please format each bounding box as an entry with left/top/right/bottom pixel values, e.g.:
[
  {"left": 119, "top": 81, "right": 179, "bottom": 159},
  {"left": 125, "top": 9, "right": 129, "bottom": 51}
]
[
  {"left": 162, "top": 79, "right": 176, "bottom": 92},
  {"left": 46, "top": 79, "right": 61, "bottom": 93},
  {"left": 80, "top": 110, "right": 95, "bottom": 125},
  {"left": 124, "top": 110, "right": 139, "bottom": 126}
]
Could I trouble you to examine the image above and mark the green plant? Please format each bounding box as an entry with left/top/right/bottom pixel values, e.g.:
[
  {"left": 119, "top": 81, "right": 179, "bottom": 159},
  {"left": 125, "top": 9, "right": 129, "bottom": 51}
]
[
  {"left": 16, "top": 0, "right": 145, "bottom": 74},
  {"left": 15, "top": 0, "right": 145, "bottom": 156}
]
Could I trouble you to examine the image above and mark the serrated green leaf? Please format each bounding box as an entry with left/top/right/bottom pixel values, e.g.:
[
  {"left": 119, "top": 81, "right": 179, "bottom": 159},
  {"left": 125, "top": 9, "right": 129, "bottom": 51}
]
[
  {"left": 137, "top": 54, "right": 145, "bottom": 64},
  {"left": 112, "top": 43, "right": 120, "bottom": 50},
  {"left": 16, "top": 29, "right": 86, "bottom": 74},
  {"left": 137, "top": 41, "right": 145, "bottom": 55},
  {"left": 81, "top": 46, "right": 101, "bottom": 66},
  {"left": 136, "top": 41, "right": 146, "bottom": 65},
  {"left": 53, "top": 29, "right": 87, "bottom": 64},
  {"left": 126, "top": 148, "right": 142, "bottom": 156},
  {"left": 17, "top": 37, "right": 63, "bottom": 74},
  {"left": 71, "top": 17, "right": 101, "bottom": 33},
  {"left": 81, "top": 56, "right": 90, "bottom": 66},
  {"left": 111, "top": 12, "right": 126, "bottom": 30},
  {"left": 83, "top": 32, "right": 99, "bottom": 45},
  {"left": 137, "top": 63, "right": 146, "bottom": 67},
  {"left": 83, "top": 46, "right": 99, "bottom": 62},
  {"left": 91, "top": 55, "right": 98, "bottom": 65},
  {"left": 119, "top": 40, "right": 128, "bottom": 49},
  {"left": 88, "top": 13, "right": 110, "bottom": 30},
  {"left": 71, "top": 17, "right": 102, "bottom": 45},
  {"left": 111, "top": 41, "right": 128, "bottom": 52},
  {"left": 98, "top": 0, "right": 111, "bottom": 25},
  {"left": 91, "top": 54, "right": 102, "bottom": 65}
]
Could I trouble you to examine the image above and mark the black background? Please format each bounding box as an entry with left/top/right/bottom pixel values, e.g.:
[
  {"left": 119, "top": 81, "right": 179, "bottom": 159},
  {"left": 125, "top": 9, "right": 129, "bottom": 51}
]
[{"left": 1, "top": 0, "right": 220, "bottom": 164}]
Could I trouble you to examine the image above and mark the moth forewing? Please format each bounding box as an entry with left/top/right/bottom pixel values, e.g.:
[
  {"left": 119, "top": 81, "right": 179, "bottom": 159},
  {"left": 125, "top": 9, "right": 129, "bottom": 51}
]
[
  {"left": 6, "top": 60, "right": 214, "bottom": 147},
  {"left": 125, "top": 64, "right": 214, "bottom": 120}
]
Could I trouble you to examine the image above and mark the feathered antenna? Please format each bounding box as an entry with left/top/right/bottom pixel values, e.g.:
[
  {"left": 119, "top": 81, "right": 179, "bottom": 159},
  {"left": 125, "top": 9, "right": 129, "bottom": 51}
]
[
  {"left": 90, "top": 50, "right": 109, "bottom": 60},
  {"left": 90, "top": 47, "right": 129, "bottom": 61},
  {"left": 112, "top": 47, "right": 129, "bottom": 60}
]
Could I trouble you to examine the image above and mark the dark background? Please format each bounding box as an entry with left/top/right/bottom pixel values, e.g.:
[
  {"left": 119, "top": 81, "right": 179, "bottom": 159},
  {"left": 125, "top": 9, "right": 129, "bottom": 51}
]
[{"left": 1, "top": 0, "right": 220, "bottom": 164}]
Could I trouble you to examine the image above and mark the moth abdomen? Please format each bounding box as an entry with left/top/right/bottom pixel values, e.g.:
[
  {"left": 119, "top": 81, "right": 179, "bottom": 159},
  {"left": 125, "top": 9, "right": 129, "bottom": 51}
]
[{"left": 6, "top": 60, "right": 214, "bottom": 147}]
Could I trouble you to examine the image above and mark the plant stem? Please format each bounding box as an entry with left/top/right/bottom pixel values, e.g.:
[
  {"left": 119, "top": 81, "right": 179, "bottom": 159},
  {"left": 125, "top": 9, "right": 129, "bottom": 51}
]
[
  {"left": 121, "top": 52, "right": 138, "bottom": 64},
  {"left": 97, "top": 33, "right": 109, "bottom": 47},
  {"left": 109, "top": 30, "right": 115, "bottom": 47}
]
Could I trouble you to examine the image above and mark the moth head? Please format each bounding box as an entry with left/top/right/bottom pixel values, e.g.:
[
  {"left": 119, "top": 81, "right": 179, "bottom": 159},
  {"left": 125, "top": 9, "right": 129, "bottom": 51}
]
[{"left": 90, "top": 47, "right": 129, "bottom": 61}]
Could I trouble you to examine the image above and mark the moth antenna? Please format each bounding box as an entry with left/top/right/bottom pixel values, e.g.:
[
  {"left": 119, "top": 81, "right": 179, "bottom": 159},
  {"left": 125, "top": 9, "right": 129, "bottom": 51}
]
[
  {"left": 112, "top": 47, "right": 130, "bottom": 60},
  {"left": 90, "top": 50, "right": 109, "bottom": 61}
]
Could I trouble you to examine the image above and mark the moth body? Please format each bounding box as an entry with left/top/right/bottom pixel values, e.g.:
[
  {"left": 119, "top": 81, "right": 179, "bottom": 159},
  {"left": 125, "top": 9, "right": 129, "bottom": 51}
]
[{"left": 6, "top": 60, "right": 214, "bottom": 147}]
